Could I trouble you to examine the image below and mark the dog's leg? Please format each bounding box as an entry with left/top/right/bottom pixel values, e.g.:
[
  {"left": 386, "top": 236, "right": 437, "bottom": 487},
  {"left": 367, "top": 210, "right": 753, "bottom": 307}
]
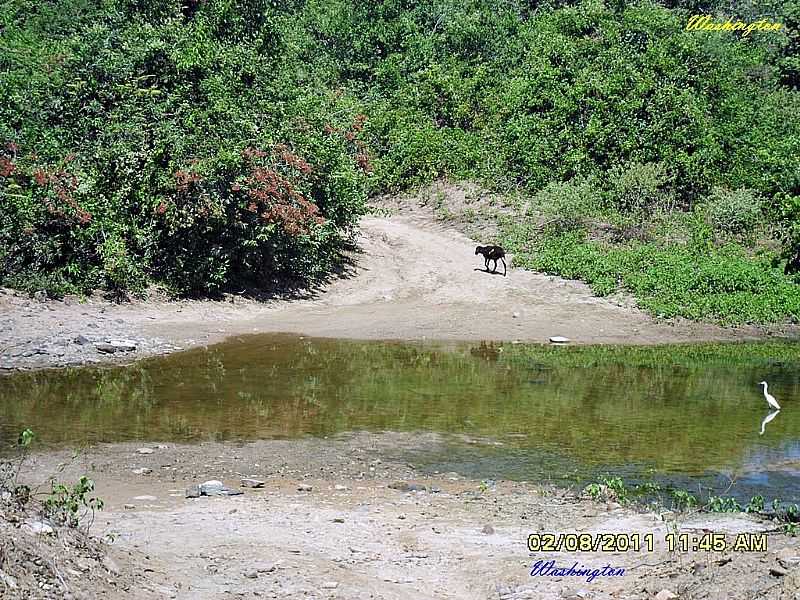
[{"left": 501, "top": 257, "right": 507, "bottom": 276}]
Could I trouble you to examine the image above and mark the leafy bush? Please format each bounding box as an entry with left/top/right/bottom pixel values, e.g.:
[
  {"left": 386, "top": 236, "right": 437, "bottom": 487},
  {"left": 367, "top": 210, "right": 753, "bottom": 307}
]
[
  {"left": 703, "top": 187, "right": 763, "bottom": 239},
  {"left": 607, "top": 161, "right": 674, "bottom": 214},
  {"left": 43, "top": 476, "right": 104, "bottom": 528},
  {"left": 529, "top": 178, "right": 602, "bottom": 230}
]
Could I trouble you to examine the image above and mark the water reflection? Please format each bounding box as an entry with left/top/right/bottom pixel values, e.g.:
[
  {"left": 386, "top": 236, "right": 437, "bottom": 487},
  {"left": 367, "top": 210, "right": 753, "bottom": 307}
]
[
  {"left": 1, "top": 336, "right": 799, "bottom": 501},
  {"left": 759, "top": 410, "right": 780, "bottom": 436}
]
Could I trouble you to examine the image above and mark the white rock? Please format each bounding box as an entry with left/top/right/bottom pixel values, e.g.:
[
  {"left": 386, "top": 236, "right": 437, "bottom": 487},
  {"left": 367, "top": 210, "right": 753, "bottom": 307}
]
[
  {"left": 549, "top": 336, "right": 570, "bottom": 344},
  {"left": 132, "top": 468, "right": 152, "bottom": 475},
  {"left": 655, "top": 591, "right": 678, "bottom": 600},
  {"left": 0, "top": 570, "right": 18, "bottom": 590},
  {"left": 136, "top": 447, "right": 154, "bottom": 454},
  {"left": 106, "top": 339, "right": 137, "bottom": 352},
  {"left": 321, "top": 581, "right": 339, "bottom": 589},
  {"left": 200, "top": 480, "right": 225, "bottom": 494},
  {"left": 24, "top": 520, "right": 54, "bottom": 535}
]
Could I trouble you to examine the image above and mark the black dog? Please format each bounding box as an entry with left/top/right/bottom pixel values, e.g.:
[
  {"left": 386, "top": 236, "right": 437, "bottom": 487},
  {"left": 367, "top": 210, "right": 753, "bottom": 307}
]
[{"left": 475, "top": 245, "right": 507, "bottom": 276}]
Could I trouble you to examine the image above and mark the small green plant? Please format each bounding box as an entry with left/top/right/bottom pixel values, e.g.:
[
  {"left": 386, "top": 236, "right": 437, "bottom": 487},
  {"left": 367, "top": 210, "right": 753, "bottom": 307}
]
[
  {"left": 584, "top": 482, "right": 603, "bottom": 501},
  {"left": 1, "top": 428, "right": 36, "bottom": 507},
  {"left": 786, "top": 504, "right": 799, "bottom": 522},
  {"left": 478, "top": 479, "right": 495, "bottom": 493},
  {"left": 17, "top": 428, "right": 35, "bottom": 448},
  {"left": 745, "top": 495, "right": 765, "bottom": 513},
  {"left": 583, "top": 476, "right": 632, "bottom": 505},
  {"left": 670, "top": 489, "right": 698, "bottom": 511},
  {"left": 43, "top": 475, "right": 104, "bottom": 528},
  {"left": 706, "top": 495, "right": 742, "bottom": 513}
]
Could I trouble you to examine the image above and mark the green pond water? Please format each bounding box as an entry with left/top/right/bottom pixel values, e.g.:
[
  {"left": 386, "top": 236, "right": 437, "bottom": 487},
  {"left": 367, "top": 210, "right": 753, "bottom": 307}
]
[{"left": 2, "top": 335, "right": 799, "bottom": 503}]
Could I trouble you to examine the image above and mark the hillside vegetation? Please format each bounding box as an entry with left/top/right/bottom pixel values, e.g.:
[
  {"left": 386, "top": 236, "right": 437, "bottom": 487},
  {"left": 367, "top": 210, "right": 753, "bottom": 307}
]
[{"left": 1, "top": 0, "right": 799, "bottom": 322}]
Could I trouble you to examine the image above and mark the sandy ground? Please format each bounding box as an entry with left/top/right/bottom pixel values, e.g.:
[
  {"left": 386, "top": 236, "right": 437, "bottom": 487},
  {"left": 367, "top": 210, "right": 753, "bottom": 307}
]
[
  {"left": 10, "top": 433, "right": 800, "bottom": 600},
  {"left": 1, "top": 195, "right": 795, "bottom": 372}
]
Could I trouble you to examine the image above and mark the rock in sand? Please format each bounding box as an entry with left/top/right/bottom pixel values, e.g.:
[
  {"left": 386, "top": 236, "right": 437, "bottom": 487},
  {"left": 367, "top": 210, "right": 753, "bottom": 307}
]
[{"left": 240, "top": 478, "right": 265, "bottom": 488}]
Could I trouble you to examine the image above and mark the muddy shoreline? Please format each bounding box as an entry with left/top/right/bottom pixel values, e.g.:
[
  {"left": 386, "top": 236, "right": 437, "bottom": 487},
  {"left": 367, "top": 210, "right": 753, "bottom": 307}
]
[
  {"left": 6, "top": 433, "right": 798, "bottom": 600},
  {"left": 2, "top": 209, "right": 798, "bottom": 374}
]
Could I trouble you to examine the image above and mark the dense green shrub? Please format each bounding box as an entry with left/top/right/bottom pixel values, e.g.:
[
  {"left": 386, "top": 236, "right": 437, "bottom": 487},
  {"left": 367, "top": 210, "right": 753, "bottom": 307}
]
[
  {"left": 607, "top": 162, "right": 674, "bottom": 214},
  {"left": 511, "top": 229, "right": 800, "bottom": 324},
  {"left": 528, "top": 178, "right": 603, "bottom": 230},
  {"left": 1, "top": 0, "right": 798, "bottom": 308}
]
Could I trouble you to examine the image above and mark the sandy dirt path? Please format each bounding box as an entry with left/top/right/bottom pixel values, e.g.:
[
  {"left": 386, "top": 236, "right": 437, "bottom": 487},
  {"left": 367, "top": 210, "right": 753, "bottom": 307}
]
[{"left": 1, "top": 208, "right": 789, "bottom": 372}]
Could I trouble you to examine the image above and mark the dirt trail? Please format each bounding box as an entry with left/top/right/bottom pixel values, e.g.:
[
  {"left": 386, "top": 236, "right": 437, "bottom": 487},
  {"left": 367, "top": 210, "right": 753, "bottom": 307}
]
[{"left": 0, "top": 203, "right": 785, "bottom": 372}]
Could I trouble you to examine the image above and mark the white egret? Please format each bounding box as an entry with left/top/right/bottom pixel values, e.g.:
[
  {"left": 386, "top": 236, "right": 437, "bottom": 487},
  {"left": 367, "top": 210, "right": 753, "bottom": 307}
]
[
  {"left": 758, "top": 381, "right": 781, "bottom": 411},
  {"left": 759, "top": 410, "right": 780, "bottom": 436}
]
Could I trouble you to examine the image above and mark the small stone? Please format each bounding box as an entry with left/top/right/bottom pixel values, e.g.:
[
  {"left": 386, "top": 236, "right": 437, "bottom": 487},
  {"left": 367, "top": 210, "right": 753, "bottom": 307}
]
[
  {"left": 95, "top": 343, "right": 118, "bottom": 354},
  {"left": 133, "top": 468, "right": 152, "bottom": 475},
  {"left": 481, "top": 524, "right": 495, "bottom": 535},
  {"left": 549, "top": 336, "right": 570, "bottom": 344},
  {"left": 770, "top": 566, "right": 788, "bottom": 577},
  {"left": 388, "top": 481, "right": 427, "bottom": 492},
  {"left": 334, "top": 484, "right": 348, "bottom": 491},
  {"left": 74, "top": 335, "right": 91, "bottom": 345},
  {"left": 199, "top": 480, "right": 243, "bottom": 496},
  {"left": 297, "top": 484, "right": 313, "bottom": 492},
  {"left": 333, "top": 517, "right": 345, "bottom": 523},
  {"left": 134, "top": 495, "right": 157, "bottom": 502},
  {"left": 241, "top": 479, "right": 265, "bottom": 488},
  {"left": 256, "top": 563, "right": 276, "bottom": 574},
  {"left": 512, "top": 312, "right": 520, "bottom": 318},
  {"left": 185, "top": 485, "right": 201, "bottom": 498},
  {"left": 321, "top": 582, "right": 339, "bottom": 590},
  {"left": 33, "top": 290, "right": 47, "bottom": 303},
  {"left": 107, "top": 339, "right": 136, "bottom": 352},
  {"left": 777, "top": 547, "right": 800, "bottom": 568},
  {"left": 243, "top": 570, "right": 258, "bottom": 579},
  {"left": 136, "top": 447, "right": 155, "bottom": 454},
  {"left": 123, "top": 504, "right": 136, "bottom": 510},
  {"left": 655, "top": 591, "right": 678, "bottom": 600}
]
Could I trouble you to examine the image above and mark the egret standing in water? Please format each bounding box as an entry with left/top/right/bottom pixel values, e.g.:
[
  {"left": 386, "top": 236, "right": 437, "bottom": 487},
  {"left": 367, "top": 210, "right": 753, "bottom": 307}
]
[{"left": 758, "top": 381, "right": 781, "bottom": 411}]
